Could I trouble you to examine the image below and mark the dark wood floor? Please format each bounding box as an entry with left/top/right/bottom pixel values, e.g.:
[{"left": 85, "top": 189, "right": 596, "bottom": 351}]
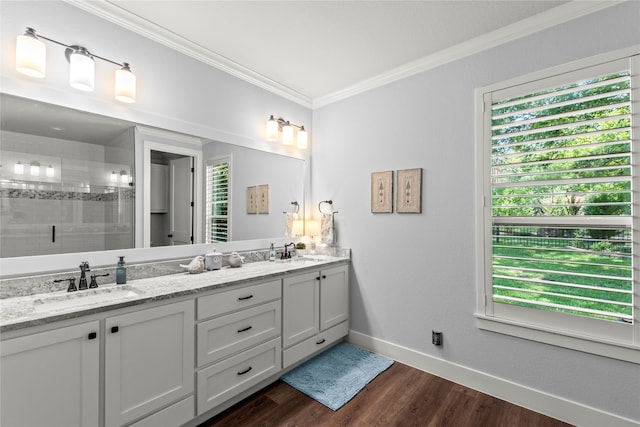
[{"left": 198, "top": 361, "right": 573, "bottom": 427}]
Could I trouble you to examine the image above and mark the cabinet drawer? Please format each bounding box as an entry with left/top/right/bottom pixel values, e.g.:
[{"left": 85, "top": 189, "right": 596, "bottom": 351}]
[
  {"left": 129, "top": 396, "right": 194, "bottom": 427},
  {"left": 197, "top": 301, "right": 281, "bottom": 367},
  {"left": 197, "top": 338, "right": 281, "bottom": 414},
  {"left": 282, "top": 321, "right": 348, "bottom": 369},
  {"left": 198, "top": 280, "right": 281, "bottom": 320}
]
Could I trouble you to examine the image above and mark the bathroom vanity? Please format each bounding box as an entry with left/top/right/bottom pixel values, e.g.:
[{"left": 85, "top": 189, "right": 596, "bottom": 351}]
[{"left": 0, "top": 255, "right": 349, "bottom": 427}]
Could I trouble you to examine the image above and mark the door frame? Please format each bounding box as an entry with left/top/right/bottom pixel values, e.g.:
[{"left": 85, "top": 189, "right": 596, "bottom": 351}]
[{"left": 143, "top": 141, "right": 203, "bottom": 248}]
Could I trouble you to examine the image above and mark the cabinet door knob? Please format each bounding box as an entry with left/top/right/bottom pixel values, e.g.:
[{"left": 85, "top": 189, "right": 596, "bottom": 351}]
[
  {"left": 111, "top": 326, "right": 119, "bottom": 333},
  {"left": 237, "top": 366, "right": 252, "bottom": 376},
  {"left": 322, "top": 275, "right": 327, "bottom": 279},
  {"left": 88, "top": 332, "right": 97, "bottom": 340},
  {"left": 237, "top": 325, "right": 253, "bottom": 333},
  {"left": 316, "top": 338, "right": 326, "bottom": 345},
  {"left": 316, "top": 277, "right": 321, "bottom": 281},
  {"left": 238, "top": 295, "right": 253, "bottom": 301}
]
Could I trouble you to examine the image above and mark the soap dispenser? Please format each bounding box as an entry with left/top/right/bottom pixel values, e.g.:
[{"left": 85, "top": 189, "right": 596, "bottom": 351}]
[
  {"left": 269, "top": 243, "right": 276, "bottom": 261},
  {"left": 116, "top": 256, "right": 127, "bottom": 284}
]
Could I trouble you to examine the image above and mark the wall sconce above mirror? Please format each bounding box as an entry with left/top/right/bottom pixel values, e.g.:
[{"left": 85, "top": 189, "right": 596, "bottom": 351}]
[
  {"left": 15, "top": 27, "right": 136, "bottom": 103},
  {"left": 265, "top": 115, "right": 308, "bottom": 149}
]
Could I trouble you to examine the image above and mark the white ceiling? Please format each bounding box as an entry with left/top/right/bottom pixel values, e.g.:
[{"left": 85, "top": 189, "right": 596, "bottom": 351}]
[{"left": 72, "top": 1, "right": 616, "bottom": 107}]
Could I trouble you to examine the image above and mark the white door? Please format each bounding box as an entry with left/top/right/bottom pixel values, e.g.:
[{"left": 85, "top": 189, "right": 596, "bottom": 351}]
[{"left": 170, "top": 156, "right": 193, "bottom": 245}]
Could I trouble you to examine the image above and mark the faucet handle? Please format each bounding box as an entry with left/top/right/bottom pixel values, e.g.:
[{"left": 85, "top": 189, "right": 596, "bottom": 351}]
[{"left": 89, "top": 273, "right": 109, "bottom": 289}]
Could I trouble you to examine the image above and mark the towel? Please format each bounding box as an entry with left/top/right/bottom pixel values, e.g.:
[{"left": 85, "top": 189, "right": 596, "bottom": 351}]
[
  {"left": 285, "top": 212, "right": 298, "bottom": 237},
  {"left": 321, "top": 213, "right": 333, "bottom": 244}
]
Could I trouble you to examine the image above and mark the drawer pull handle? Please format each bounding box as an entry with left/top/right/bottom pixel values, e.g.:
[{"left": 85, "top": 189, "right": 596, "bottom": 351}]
[
  {"left": 238, "top": 295, "right": 253, "bottom": 301},
  {"left": 316, "top": 338, "right": 326, "bottom": 345},
  {"left": 237, "top": 325, "right": 253, "bottom": 333},
  {"left": 111, "top": 326, "right": 119, "bottom": 334},
  {"left": 88, "top": 332, "right": 97, "bottom": 340},
  {"left": 237, "top": 366, "right": 252, "bottom": 376}
]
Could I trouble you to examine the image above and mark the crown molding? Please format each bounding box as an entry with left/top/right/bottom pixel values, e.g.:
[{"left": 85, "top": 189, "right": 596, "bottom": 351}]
[
  {"left": 65, "top": 0, "right": 623, "bottom": 111},
  {"left": 64, "top": 0, "right": 313, "bottom": 109},
  {"left": 313, "top": 0, "right": 625, "bottom": 108}
]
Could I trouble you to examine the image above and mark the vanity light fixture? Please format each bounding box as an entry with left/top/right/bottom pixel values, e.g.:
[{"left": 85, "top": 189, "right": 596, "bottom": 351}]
[
  {"left": 120, "top": 170, "right": 129, "bottom": 184},
  {"left": 15, "top": 27, "right": 136, "bottom": 103},
  {"left": 46, "top": 164, "right": 55, "bottom": 178},
  {"left": 265, "top": 115, "right": 308, "bottom": 149},
  {"left": 110, "top": 171, "right": 118, "bottom": 183}
]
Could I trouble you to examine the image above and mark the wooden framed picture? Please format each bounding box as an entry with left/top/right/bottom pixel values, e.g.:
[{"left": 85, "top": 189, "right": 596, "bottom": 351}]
[
  {"left": 257, "top": 184, "right": 269, "bottom": 214},
  {"left": 371, "top": 171, "right": 393, "bottom": 213},
  {"left": 247, "top": 186, "right": 257, "bottom": 214},
  {"left": 396, "top": 168, "right": 422, "bottom": 213}
]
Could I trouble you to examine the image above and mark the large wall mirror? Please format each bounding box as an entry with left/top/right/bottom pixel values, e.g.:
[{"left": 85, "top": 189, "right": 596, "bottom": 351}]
[{"left": 0, "top": 93, "right": 305, "bottom": 260}]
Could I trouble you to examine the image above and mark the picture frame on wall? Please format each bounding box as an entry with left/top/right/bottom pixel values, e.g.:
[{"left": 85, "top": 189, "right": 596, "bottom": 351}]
[
  {"left": 396, "top": 168, "right": 422, "bottom": 213},
  {"left": 257, "top": 184, "right": 269, "bottom": 214},
  {"left": 371, "top": 170, "right": 393, "bottom": 213},
  {"left": 247, "top": 186, "right": 257, "bottom": 214}
]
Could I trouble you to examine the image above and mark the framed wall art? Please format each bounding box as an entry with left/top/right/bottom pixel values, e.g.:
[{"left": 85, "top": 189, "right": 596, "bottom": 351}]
[
  {"left": 247, "top": 186, "right": 257, "bottom": 214},
  {"left": 257, "top": 184, "right": 269, "bottom": 214},
  {"left": 396, "top": 168, "right": 422, "bottom": 213},
  {"left": 371, "top": 170, "right": 393, "bottom": 213}
]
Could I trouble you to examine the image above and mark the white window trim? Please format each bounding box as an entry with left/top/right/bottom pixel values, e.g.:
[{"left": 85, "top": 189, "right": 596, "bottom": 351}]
[
  {"left": 474, "top": 46, "right": 640, "bottom": 364},
  {"left": 205, "top": 154, "right": 232, "bottom": 243}
]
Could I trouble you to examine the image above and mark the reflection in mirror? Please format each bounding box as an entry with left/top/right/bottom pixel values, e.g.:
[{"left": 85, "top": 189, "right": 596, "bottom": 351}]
[
  {"left": 0, "top": 94, "right": 135, "bottom": 258},
  {"left": 0, "top": 94, "right": 306, "bottom": 260}
]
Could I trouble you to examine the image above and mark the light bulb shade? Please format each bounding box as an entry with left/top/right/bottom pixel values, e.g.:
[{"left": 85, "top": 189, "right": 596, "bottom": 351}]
[
  {"left": 266, "top": 115, "right": 279, "bottom": 141},
  {"left": 120, "top": 171, "right": 129, "bottom": 184},
  {"left": 305, "top": 220, "right": 321, "bottom": 237},
  {"left": 30, "top": 161, "right": 40, "bottom": 177},
  {"left": 14, "top": 161, "right": 24, "bottom": 175},
  {"left": 282, "top": 122, "right": 294, "bottom": 146},
  {"left": 69, "top": 47, "right": 95, "bottom": 91},
  {"left": 46, "top": 165, "right": 54, "bottom": 178},
  {"left": 110, "top": 171, "right": 118, "bottom": 183},
  {"left": 16, "top": 29, "right": 45, "bottom": 78},
  {"left": 297, "top": 126, "right": 308, "bottom": 149},
  {"left": 291, "top": 220, "right": 304, "bottom": 236},
  {"left": 115, "top": 63, "right": 136, "bottom": 103}
]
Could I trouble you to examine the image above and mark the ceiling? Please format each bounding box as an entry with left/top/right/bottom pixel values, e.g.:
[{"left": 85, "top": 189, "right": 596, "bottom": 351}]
[{"left": 74, "top": 1, "right": 613, "bottom": 106}]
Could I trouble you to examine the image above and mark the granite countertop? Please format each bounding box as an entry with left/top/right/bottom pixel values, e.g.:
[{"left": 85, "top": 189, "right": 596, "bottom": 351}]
[{"left": 0, "top": 255, "right": 349, "bottom": 333}]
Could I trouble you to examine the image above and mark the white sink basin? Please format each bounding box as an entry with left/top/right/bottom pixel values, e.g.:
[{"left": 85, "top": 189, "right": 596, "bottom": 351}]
[{"left": 33, "top": 286, "right": 141, "bottom": 314}]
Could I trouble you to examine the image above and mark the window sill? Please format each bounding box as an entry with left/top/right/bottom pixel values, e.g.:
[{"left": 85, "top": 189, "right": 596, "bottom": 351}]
[{"left": 475, "top": 314, "right": 639, "bottom": 364}]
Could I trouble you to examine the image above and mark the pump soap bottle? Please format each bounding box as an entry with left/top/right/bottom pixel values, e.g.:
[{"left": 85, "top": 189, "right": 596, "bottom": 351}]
[
  {"left": 269, "top": 243, "right": 276, "bottom": 261},
  {"left": 116, "top": 256, "right": 127, "bottom": 284}
]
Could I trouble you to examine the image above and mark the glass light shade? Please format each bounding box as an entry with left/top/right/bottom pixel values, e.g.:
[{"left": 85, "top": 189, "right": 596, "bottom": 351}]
[
  {"left": 110, "top": 171, "right": 118, "bottom": 183},
  {"left": 291, "top": 220, "right": 304, "bottom": 236},
  {"left": 46, "top": 165, "right": 54, "bottom": 178},
  {"left": 282, "top": 122, "right": 294, "bottom": 146},
  {"left": 69, "top": 48, "right": 95, "bottom": 91},
  {"left": 16, "top": 31, "right": 45, "bottom": 78},
  {"left": 30, "top": 161, "right": 40, "bottom": 177},
  {"left": 297, "top": 126, "right": 308, "bottom": 149},
  {"left": 266, "top": 116, "right": 279, "bottom": 141},
  {"left": 14, "top": 161, "right": 24, "bottom": 175},
  {"left": 115, "top": 63, "right": 136, "bottom": 103},
  {"left": 305, "top": 220, "right": 321, "bottom": 237},
  {"left": 120, "top": 171, "right": 129, "bottom": 184}
]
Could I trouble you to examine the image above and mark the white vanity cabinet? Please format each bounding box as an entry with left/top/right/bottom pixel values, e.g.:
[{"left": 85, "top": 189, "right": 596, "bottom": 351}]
[
  {"left": 104, "top": 300, "right": 195, "bottom": 427},
  {"left": 196, "top": 279, "right": 282, "bottom": 415},
  {"left": 282, "top": 264, "right": 349, "bottom": 368},
  {"left": 0, "top": 321, "right": 100, "bottom": 427}
]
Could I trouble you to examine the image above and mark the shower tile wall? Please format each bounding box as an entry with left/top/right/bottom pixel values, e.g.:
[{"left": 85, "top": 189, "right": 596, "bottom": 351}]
[{"left": 0, "top": 130, "right": 134, "bottom": 258}]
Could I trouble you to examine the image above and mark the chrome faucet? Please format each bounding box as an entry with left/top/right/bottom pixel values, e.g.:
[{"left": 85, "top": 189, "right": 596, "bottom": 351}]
[{"left": 78, "top": 261, "right": 90, "bottom": 290}]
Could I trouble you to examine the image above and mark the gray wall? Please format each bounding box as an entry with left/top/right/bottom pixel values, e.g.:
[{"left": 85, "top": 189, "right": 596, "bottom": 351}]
[{"left": 311, "top": 1, "right": 639, "bottom": 421}]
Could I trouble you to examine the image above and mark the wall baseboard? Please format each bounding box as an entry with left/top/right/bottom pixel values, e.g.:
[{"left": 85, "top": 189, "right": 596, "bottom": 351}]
[{"left": 348, "top": 330, "right": 638, "bottom": 427}]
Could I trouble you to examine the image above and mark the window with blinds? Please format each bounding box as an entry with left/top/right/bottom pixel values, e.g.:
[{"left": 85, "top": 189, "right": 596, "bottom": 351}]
[
  {"left": 489, "top": 67, "right": 633, "bottom": 324},
  {"left": 205, "top": 157, "right": 230, "bottom": 243}
]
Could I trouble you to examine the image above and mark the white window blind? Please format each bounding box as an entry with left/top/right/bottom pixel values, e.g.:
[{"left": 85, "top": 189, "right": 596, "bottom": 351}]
[
  {"left": 489, "top": 62, "right": 633, "bottom": 324},
  {"left": 205, "top": 157, "right": 230, "bottom": 243}
]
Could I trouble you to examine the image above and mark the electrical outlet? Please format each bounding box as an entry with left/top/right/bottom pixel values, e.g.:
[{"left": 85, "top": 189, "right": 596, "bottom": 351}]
[{"left": 432, "top": 330, "right": 443, "bottom": 347}]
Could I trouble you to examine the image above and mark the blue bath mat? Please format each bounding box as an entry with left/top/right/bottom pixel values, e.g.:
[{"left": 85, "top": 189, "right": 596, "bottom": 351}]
[{"left": 281, "top": 342, "right": 394, "bottom": 411}]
